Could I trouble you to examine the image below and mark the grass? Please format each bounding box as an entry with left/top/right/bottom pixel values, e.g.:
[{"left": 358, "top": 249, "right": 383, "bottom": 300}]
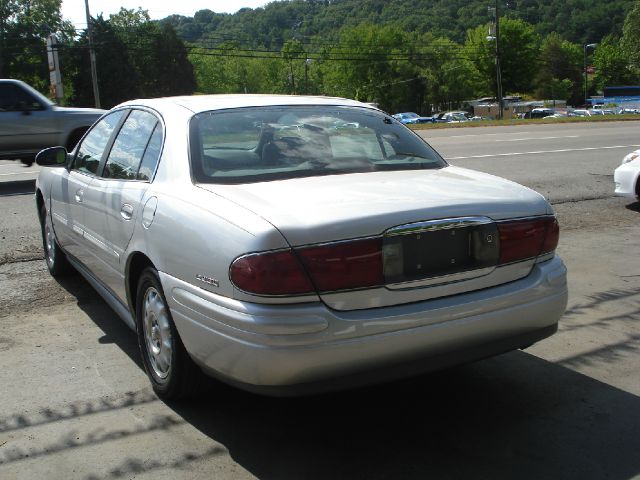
[{"left": 408, "top": 114, "right": 640, "bottom": 130}]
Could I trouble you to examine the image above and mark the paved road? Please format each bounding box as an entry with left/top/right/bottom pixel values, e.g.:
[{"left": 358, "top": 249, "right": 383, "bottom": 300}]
[
  {"left": 422, "top": 121, "right": 640, "bottom": 203},
  {"left": 0, "top": 121, "right": 639, "bottom": 480}
]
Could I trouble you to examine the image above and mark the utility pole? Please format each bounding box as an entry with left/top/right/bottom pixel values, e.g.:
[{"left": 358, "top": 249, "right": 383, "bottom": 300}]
[
  {"left": 494, "top": 0, "right": 504, "bottom": 120},
  {"left": 84, "top": 0, "right": 101, "bottom": 108}
]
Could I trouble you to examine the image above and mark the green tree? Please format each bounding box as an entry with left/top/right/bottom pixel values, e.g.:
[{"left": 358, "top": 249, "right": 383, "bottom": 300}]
[
  {"left": 593, "top": 36, "right": 639, "bottom": 90},
  {"left": 534, "top": 33, "right": 582, "bottom": 104},
  {"left": 319, "top": 24, "right": 420, "bottom": 112},
  {"left": 0, "top": 0, "right": 73, "bottom": 91},
  {"left": 622, "top": 0, "right": 640, "bottom": 70},
  {"left": 465, "top": 17, "right": 541, "bottom": 96},
  {"left": 109, "top": 8, "right": 196, "bottom": 98},
  {"left": 69, "top": 16, "right": 139, "bottom": 108}
]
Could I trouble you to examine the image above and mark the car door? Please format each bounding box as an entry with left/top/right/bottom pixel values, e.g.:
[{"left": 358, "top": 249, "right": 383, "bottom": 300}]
[
  {"left": 49, "top": 110, "right": 126, "bottom": 261},
  {"left": 80, "top": 109, "right": 163, "bottom": 301}
]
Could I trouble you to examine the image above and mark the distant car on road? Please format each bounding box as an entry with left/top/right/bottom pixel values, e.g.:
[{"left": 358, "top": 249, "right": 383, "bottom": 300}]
[
  {"left": 614, "top": 149, "right": 640, "bottom": 200},
  {"left": 0, "top": 79, "right": 105, "bottom": 165},
  {"left": 35, "top": 94, "right": 567, "bottom": 399},
  {"left": 392, "top": 112, "right": 434, "bottom": 124}
]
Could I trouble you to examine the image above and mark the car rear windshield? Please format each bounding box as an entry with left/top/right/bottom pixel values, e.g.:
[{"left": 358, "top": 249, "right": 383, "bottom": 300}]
[{"left": 189, "top": 105, "right": 446, "bottom": 184}]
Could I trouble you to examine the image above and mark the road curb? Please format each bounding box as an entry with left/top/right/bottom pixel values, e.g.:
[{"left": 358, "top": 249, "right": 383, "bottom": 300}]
[{"left": 0, "top": 179, "right": 35, "bottom": 196}]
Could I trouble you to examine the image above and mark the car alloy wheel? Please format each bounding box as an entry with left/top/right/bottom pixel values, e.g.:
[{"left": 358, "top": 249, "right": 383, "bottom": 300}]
[
  {"left": 39, "top": 204, "right": 71, "bottom": 276},
  {"left": 136, "top": 268, "right": 204, "bottom": 399},
  {"left": 142, "top": 286, "right": 173, "bottom": 381}
]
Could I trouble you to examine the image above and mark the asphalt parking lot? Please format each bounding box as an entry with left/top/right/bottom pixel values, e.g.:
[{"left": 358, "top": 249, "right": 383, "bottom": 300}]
[{"left": 0, "top": 121, "right": 639, "bottom": 479}]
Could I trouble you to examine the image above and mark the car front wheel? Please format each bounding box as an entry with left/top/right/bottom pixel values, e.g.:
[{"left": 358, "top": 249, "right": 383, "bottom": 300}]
[
  {"left": 136, "top": 267, "right": 204, "bottom": 399},
  {"left": 40, "top": 204, "right": 71, "bottom": 276}
]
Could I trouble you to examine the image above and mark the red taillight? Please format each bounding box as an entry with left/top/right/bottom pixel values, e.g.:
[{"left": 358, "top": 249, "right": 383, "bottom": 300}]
[
  {"left": 498, "top": 216, "right": 559, "bottom": 264},
  {"left": 541, "top": 217, "right": 559, "bottom": 254},
  {"left": 230, "top": 250, "right": 314, "bottom": 295},
  {"left": 297, "top": 238, "right": 384, "bottom": 292}
]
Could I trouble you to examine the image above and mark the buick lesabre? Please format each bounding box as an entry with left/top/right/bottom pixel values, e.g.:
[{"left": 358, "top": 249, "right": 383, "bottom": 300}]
[{"left": 35, "top": 95, "right": 567, "bottom": 399}]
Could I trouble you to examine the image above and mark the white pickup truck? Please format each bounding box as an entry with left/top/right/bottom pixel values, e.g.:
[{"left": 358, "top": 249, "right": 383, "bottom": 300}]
[{"left": 0, "top": 79, "right": 105, "bottom": 165}]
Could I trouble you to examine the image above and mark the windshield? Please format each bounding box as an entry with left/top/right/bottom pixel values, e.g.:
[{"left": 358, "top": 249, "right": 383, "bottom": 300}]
[{"left": 189, "top": 106, "right": 446, "bottom": 184}]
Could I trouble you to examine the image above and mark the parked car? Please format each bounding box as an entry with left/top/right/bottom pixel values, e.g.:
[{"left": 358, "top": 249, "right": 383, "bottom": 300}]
[
  {"left": 35, "top": 95, "right": 567, "bottom": 399},
  {"left": 568, "top": 109, "right": 591, "bottom": 117},
  {"left": 433, "top": 111, "right": 473, "bottom": 123},
  {"left": 392, "top": 112, "right": 433, "bottom": 124},
  {"left": 543, "top": 113, "right": 568, "bottom": 119},
  {"left": 525, "top": 108, "right": 556, "bottom": 119},
  {"left": 0, "top": 79, "right": 105, "bottom": 165},
  {"left": 614, "top": 149, "right": 640, "bottom": 200}
]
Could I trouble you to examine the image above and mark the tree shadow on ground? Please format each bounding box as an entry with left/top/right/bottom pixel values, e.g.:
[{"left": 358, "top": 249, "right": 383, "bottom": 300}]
[
  {"left": 51, "top": 273, "right": 640, "bottom": 480},
  {"left": 169, "top": 351, "right": 640, "bottom": 480}
]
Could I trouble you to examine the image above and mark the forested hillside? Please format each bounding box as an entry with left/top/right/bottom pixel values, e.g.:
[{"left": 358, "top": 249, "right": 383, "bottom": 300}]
[
  {"left": 163, "top": 0, "right": 634, "bottom": 48},
  {"left": 2, "top": 0, "right": 639, "bottom": 112}
]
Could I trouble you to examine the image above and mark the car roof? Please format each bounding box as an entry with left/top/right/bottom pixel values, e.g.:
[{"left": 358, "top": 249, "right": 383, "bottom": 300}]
[{"left": 117, "top": 94, "right": 378, "bottom": 114}]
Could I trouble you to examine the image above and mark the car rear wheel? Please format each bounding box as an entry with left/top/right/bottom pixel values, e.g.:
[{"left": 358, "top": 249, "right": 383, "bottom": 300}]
[
  {"left": 40, "top": 204, "right": 71, "bottom": 276},
  {"left": 136, "top": 268, "right": 204, "bottom": 399}
]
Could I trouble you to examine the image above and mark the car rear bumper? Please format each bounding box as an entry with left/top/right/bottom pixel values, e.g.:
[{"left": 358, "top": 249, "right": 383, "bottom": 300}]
[{"left": 161, "top": 256, "right": 567, "bottom": 394}]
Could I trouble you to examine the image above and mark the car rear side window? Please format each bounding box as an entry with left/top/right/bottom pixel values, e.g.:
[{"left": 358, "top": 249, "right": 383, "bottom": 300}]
[
  {"left": 103, "top": 110, "right": 159, "bottom": 181},
  {"left": 74, "top": 110, "right": 125, "bottom": 175},
  {"left": 137, "top": 123, "right": 163, "bottom": 181}
]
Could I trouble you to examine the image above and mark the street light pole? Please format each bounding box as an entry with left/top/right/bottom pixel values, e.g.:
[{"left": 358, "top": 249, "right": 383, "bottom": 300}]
[{"left": 583, "top": 43, "right": 597, "bottom": 106}]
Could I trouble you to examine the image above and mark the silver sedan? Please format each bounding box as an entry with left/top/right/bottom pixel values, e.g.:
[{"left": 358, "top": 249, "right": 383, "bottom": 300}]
[{"left": 35, "top": 95, "right": 567, "bottom": 399}]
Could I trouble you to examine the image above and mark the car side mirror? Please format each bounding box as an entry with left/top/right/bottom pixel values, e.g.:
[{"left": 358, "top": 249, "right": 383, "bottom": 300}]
[{"left": 36, "top": 146, "right": 68, "bottom": 167}]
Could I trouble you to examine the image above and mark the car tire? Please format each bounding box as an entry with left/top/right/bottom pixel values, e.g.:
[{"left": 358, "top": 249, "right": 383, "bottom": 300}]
[
  {"left": 40, "top": 204, "right": 72, "bottom": 276},
  {"left": 136, "top": 267, "right": 204, "bottom": 400}
]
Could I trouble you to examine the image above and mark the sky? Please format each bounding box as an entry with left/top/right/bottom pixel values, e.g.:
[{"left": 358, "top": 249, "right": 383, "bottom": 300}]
[{"left": 61, "top": 0, "right": 269, "bottom": 28}]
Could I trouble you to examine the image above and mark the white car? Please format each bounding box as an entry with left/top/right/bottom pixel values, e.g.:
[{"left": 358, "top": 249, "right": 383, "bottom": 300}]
[
  {"left": 35, "top": 95, "right": 567, "bottom": 399},
  {"left": 614, "top": 149, "right": 640, "bottom": 200}
]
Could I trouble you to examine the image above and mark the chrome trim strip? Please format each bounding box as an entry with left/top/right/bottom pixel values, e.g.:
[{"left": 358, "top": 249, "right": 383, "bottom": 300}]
[
  {"left": 52, "top": 212, "right": 68, "bottom": 226},
  {"left": 83, "top": 231, "right": 120, "bottom": 260},
  {"left": 386, "top": 266, "right": 496, "bottom": 290},
  {"left": 385, "top": 216, "right": 493, "bottom": 237}
]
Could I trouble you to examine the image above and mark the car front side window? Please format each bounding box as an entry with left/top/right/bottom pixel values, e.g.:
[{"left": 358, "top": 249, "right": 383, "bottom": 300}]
[
  {"left": 73, "top": 110, "right": 125, "bottom": 175},
  {"left": 0, "top": 84, "right": 46, "bottom": 112}
]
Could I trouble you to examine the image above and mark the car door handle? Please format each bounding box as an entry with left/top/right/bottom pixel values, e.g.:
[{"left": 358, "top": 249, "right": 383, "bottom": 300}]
[
  {"left": 75, "top": 189, "right": 84, "bottom": 203},
  {"left": 120, "top": 203, "right": 134, "bottom": 220}
]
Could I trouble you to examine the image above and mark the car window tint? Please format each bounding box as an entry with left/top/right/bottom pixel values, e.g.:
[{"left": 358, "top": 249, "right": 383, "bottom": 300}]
[
  {"left": 0, "top": 84, "right": 43, "bottom": 111},
  {"left": 137, "top": 123, "right": 163, "bottom": 181},
  {"left": 73, "top": 110, "right": 125, "bottom": 175},
  {"left": 104, "top": 110, "right": 158, "bottom": 181}
]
